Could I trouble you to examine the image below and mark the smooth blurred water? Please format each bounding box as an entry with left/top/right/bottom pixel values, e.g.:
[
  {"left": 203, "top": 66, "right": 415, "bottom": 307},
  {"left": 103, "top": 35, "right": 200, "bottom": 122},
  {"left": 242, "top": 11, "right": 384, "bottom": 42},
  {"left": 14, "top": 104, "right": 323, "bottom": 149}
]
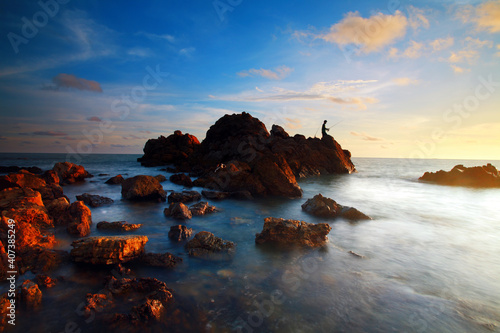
[{"left": 1, "top": 154, "right": 500, "bottom": 332}]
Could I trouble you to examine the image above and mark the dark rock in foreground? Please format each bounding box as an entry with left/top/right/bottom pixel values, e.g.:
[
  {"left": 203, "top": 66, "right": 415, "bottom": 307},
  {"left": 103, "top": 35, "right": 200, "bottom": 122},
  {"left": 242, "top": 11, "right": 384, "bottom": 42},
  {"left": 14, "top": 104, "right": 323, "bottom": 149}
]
[
  {"left": 419, "top": 163, "right": 500, "bottom": 188},
  {"left": 76, "top": 193, "right": 114, "bottom": 207},
  {"left": 121, "top": 175, "right": 166, "bottom": 202},
  {"left": 169, "top": 173, "right": 193, "bottom": 187},
  {"left": 185, "top": 231, "right": 235, "bottom": 259},
  {"left": 70, "top": 235, "right": 148, "bottom": 265},
  {"left": 168, "top": 225, "right": 193, "bottom": 241},
  {"left": 301, "top": 194, "right": 371, "bottom": 221},
  {"left": 255, "top": 217, "right": 332, "bottom": 247},
  {"left": 96, "top": 221, "right": 142, "bottom": 231}
]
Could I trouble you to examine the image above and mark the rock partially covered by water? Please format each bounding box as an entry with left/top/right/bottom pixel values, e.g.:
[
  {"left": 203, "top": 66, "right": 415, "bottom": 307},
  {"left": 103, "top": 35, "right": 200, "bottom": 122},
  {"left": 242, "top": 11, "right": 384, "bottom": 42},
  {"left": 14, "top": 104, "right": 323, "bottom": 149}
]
[
  {"left": 189, "top": 201, "right": 217, "bottom": 216},
  {"left": 18, "top": 280, "right": 42, "bottom": 309},
  {"left": 138, "top": 130, "right": 200, "bottom": 168},
  {"left": 70, "top": 235, "right": 148, "bottom": 265},
  {"left": 138, "top": 252, "right": 182, "bottom": 268},
  {"left": 96, "top": 221, "right": 142, "bottom": 231},
  {"left": 255, "top": 217, "right": 332, "bottom": 247},
  {"left": 167, "top": 190, "right": 201, "bottom": 203},
  {"left": 301, "top": 194, "right": 371, "bottom": 221},
  {"left": 168, "top": 225, "right": 193, "bottom": 241},
  {"left": 185, "top": 231, "right": 235, "bottom": 258},
  {"left": 121, "top": 175, "right": 166, "bottom": 202},
  {"left": 105, "top": 175, "right": 125, "bottom": 185},
  {"left": 76, "top": 193, "right": 114, "bottom": 207},
  {"left": 164, "top": 202, "right": 192, "bottom": 220},
  {"left": 53, "top": 162, "right": 93, "bottom": 184},
  {"left": 66, "top": 201, "right": 93, "bottom": 237},
  {"left": 419, "top": 163, "right": 500, "bottom": 188}
]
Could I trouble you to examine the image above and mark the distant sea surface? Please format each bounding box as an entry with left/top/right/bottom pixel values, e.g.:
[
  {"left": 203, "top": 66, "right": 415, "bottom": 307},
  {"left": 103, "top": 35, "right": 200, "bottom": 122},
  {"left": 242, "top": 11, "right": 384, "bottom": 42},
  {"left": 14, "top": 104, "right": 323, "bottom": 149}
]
[{"left": 1, "top": 153, "right": 500, "bottom": 332}]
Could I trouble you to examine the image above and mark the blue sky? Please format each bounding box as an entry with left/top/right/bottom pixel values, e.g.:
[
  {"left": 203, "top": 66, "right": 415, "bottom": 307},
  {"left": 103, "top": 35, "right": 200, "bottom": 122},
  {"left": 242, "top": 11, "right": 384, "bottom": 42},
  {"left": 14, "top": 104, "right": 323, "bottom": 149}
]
[{"left": 0, "top": 0, "right": 499, "bottom": 159}]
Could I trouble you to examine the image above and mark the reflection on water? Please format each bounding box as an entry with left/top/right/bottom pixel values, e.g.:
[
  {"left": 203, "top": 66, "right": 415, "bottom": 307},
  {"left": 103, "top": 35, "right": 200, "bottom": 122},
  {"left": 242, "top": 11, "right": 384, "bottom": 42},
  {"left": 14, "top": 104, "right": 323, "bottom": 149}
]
[{"left": 1, "top": 154, "right": 500, "bottom": 332}]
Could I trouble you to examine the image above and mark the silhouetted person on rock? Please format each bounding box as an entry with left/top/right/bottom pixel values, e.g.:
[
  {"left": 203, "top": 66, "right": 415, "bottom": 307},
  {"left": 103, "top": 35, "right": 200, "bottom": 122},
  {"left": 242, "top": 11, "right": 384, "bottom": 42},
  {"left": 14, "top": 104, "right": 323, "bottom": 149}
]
[{"left": 322, "top": 120, "right": 331, "bottom": 139}]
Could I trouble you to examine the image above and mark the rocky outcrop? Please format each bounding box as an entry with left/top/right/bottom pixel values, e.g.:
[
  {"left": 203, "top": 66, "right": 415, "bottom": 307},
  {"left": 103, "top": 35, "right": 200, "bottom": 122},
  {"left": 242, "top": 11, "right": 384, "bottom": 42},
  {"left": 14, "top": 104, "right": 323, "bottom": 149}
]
[
  {"left": 138, "top": 130, "right": 200, "bottom": 168},
  {"left": 105, "top": 175, "right": 124, "bottom": 185},
  {"left": 121, "top": 175, "right": 166, "bottom": 202},
  {"left": 96, "top": 221, "right": 142, "bottom": 231},
  {"left": 167, "top": 190, "right": 201, "bottom": 203},
  {"left": 18, "top": 280, "right": 42, "bottom": 309},
  {"left": 76, "top": 193, "right": 114, "bottom": 207},
  {"left": 138, "top": 252, "right": 182, "bottom": 268},
  {"left": 189, "top": 201, "right": 217, "bottom": 216},
  {"left": 419, "top": 164, "right": 500, "bottom": 187},
  {"left": 255, "top": 217, "right": 332, "bottom": 247},
  {"left": 169, "top": 173, "right": 193, "bottom": 187},
  {"left": 53, "top": 162, "right": 93, "bottom": 184},
  {"left": 139, "top": 112, "right": 355, "bottom": 198},
  {"left": 185, "top": 231, "right": 235, "bottom": 259},
  {"left": 66, "top": 201, "right": 93, "bottom": 237},
  {"left": 70, "top": 235, "right": 148, "bottom": 265},
  {"left": 0, "top": 170, "right": 65, "bottom": 203},
  {"left": 301, "top": 194, "right": 371, "bottom": 221},
  {"left": 168, "top": 225, "right": 193, "bottom": 241},
  {"left": 163, "top": 203, "right": 192, "bottom": 220}
]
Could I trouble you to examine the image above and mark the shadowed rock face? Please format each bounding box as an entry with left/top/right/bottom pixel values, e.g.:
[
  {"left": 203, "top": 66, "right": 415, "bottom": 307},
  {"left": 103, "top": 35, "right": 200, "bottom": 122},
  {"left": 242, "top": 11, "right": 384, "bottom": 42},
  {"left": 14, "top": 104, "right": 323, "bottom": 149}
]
[
  {"left": 419, "top": 164, "right": 500, "bottom": 188},
  {"left": 255, "top": 217, "right": 332, "bottom": 247},
  {"left": 301, "top": 194, "right": 371, "bottom": 221},
  {"left": 121, "top": 175, "right": 166, "bottom": 202},
  {"left": 185, "top": 231, "right": 235, "bottom": 259}
]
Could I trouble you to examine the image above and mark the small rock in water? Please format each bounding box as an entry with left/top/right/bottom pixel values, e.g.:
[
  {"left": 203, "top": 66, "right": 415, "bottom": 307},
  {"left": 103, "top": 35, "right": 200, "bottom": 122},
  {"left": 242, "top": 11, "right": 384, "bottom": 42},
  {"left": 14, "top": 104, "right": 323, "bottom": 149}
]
[
  {"left": 348, "top": 251, "right": 365, "bottom": 259},
  {"left": 96, "top": 221, "right": 142, "bottom": 231},
  {"left": 168, "top": 225, "right": 193, "bottom": 241},
  {"left": 76, "top": 193, "right": 114, "bottom": 207}
]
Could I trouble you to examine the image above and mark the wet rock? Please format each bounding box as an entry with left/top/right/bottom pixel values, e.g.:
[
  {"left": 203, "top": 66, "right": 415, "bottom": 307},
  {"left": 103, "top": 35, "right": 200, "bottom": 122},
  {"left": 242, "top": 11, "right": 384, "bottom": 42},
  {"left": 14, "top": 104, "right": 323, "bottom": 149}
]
[
  {"left": 52, "top": 162, "right": 93, "bottom": 184},
  {"left": 41, "top": 170, "right": 59, "bottom": 185},
  {"left": 83, "top": 292, "right": 113, "bottom": 317},
  {"left": 66, "top": 201, "right": 92, "bottom": 237},
  {"left": 129, "top": 299, "right": 164, "bottom": 323},
  {"left": 185, "top": 231, "right": 235, "bottom": 258},
  {"left": 419, "top": 163, "right": 500, "bottom": 187},
  {"left": 18, "top": 280, "right": 42, "bottom": 309},
  {"left": 121, "top": 175, "right": 166, "bottom": 202},
  {"left": 167, "top": 190, "right": 201, "bottom": 203},
  {"left": 45, "top": 197, "right": 70, "bottom": 224},
  {"left": 16, "top": 248, "right": 69, "bottom": 275},
  {"left": 164, "top": 202, "right": 192, "bottom": 220},
  {"left": 154, "top": 174, "right": 167, "bottom": 183},
  {"left": 169, "top": 173, "right": 193, "bottom": 187},
  {"left": 168, "top": 225, "right": 193, "bottom": 241},
  {"left": 0, "top": 294, "right": 10, "bottom": 332},
  {"left": 76, "top": 193, "right": 114, "bottom": 207},
  {"left": 340, "top": 207, "right": 372, "bottom": 221},
  {"left": 138, "top": 252, "right": 182, "bottom": 268},
  {"left": 105, "top": 175, "right": 125, "bottom": 185},
  {"left": 0, "top": 170, "right": 47, "bottom": 191},
  {"left": 255, "top": 217, "right": 332, "bottom": 247},
  {"left": 70, "top": 235, "right": 148, "bottom": 265},
  {"left": 96, "top": 221, "right": 142, "bottom": 231},
  {"left": 301, "top": 194, "right": 371, "bottom": 221},
  {"left": 138, "top": 130, "right": 201, "bottom": 168},
  {"left": 35, "top": 274, "right": 58, "bottom": 288},
  {"left": 201, "top": 190, "right": 230, "bottom": 200},
  {"left": 189, "top": 201, "right": 217, "bottom": 216}
]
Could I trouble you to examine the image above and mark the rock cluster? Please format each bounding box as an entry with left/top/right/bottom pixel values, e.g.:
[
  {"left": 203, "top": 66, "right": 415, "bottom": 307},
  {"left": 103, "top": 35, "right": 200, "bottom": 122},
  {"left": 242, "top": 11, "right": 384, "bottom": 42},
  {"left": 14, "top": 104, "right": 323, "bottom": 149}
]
[
  {"left": 164, "top": 201, "right": 217, "bottom": 220},
  {"left": 419, "top": 164, "right": 500, "bottom": 187}
]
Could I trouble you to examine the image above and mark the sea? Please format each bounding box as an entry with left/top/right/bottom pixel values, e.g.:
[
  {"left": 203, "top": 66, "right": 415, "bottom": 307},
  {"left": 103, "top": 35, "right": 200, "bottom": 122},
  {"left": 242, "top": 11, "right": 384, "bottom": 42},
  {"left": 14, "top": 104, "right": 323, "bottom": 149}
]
[{"left": 1, "top": 153, "right": 499, "bottom": 333}]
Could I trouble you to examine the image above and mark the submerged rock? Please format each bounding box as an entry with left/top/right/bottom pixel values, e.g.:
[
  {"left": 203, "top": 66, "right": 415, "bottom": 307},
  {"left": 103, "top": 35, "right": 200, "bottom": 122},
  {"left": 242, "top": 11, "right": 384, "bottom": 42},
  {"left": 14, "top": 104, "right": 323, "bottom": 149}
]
[
  {"left": 105, "top": 175, "right": 125, "bottom": 185},
  {"left": 70, "top": 235, "right": 148, "bottom": 265},
  {"left": 154, "top": 174, "right": 167, "bottom": 183},
  {"left": 138, "top": 252, "right": 182, "bottom": 268},
  {"left": 189, "top": 201, "right": 217, "bottom": 216},
  {"left": 76, "top": 193, "right": 114, "bottom": 207},
  {"left": 301, "top": 194, "right": 371, "bottom": 221},
  {"left": 419, "top": 163, "right": 500, "bottom": 187},
  {"left": 96, "top": 221, "right": 142, "bottom": 231},
  {"left": 168, "top": 225, "right": 193, "bottom": 241},
  {"left": 53, "top": 162, "right": 93, "bottom": 184},
  {"left": 185, "top": 231, "right": 235, "bottom": 258},
  {"left": 121, "top": 175, "right": 166, "bottom": 202},
  {"left": 255, "top": 217, "right": 332, "bottom": 247},
  {"left": 167, "top": 190, "right": 201, "bottom": 203},
  {"left": 164, "top": 202, "right": 192, "bottom": 220}
]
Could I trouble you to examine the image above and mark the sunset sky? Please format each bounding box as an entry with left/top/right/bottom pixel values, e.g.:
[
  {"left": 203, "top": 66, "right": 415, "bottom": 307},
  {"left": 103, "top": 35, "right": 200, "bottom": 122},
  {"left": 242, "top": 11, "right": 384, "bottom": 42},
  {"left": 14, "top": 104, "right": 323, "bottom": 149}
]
[{"left": 0, "top": 0, "right": 499, "bottom": 159}]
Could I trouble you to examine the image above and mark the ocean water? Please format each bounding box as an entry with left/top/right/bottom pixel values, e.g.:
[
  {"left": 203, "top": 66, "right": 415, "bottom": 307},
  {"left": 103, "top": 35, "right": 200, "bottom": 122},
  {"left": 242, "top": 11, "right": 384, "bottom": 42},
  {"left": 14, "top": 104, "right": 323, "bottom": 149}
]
[{"left": 1, "top": 153, "right": 500, "bottom": 332}]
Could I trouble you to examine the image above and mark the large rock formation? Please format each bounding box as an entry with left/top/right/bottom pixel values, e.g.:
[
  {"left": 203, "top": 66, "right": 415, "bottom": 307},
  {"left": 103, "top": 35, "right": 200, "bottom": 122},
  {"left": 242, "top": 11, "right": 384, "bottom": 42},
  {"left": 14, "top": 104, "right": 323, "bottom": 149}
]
[
  {"left": 255, "top": 217, "right": 332, "bottom": 247},
  {"left": 121, "top": 175, "right": 166, "bottom": 202},
  {"left": 70, "top": 235, "right": 148, "bottom": 265},
  {"left": 301, "top": 194, "right": 371, "bottom": 221},
  {"left": 52, "top": 162, "right": 93, "bottom": 184},
  {"left": 419, "top": 164, "right": 500, "bottom": 187},
  {"left": 138, "top": 112, "right": 355, "bottom": 198}
]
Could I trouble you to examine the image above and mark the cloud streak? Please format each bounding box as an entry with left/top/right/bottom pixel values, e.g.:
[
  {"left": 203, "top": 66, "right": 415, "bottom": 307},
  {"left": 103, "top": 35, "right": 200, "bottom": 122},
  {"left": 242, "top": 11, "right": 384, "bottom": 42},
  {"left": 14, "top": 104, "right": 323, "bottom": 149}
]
[
  {"left": 238, "top": 66, "right": 294, "bottom": 80},
  {"left": 44, "top": 73, "right": 103, "bottom": 93},
  {"left": 350, "top": 131, "right": 384, "bottom": 141}
]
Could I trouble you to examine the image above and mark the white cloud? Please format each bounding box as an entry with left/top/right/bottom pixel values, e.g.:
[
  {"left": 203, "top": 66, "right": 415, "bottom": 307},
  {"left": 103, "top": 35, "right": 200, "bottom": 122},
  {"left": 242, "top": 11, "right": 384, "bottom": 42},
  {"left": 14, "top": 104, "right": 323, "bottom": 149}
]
[
  {"left": 430, "top": 37, "right": 454, "bottom": 51},
  {"left": 393, "top": 77, "right": 420, "bottom": 86},
  {"left": 238, "top": 66, "right": 294, "bottom": 80},
  {"left": 457, "top": 1, "right": 500, "bottom": 33},
  {"left": 388, "top": 40, "right": 424, "bottom": 58},
  {"left": 408, "top": 6, "right": 430, "bottom": 30},
  {"left": 318, "top": 11, "right": 408, "bottom": 53}
]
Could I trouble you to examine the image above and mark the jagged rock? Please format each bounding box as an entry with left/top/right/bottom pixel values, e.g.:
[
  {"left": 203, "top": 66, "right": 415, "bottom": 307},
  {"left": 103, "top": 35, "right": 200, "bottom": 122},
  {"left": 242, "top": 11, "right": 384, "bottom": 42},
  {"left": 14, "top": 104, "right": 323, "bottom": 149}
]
[
  {"left": 138, "top": 130, "right": 201, "bottom": 168},
  {"left": 18, "top": 280, "right": 42, "bottom": 309},
  {"left": 83, "top": 292, "right": 113, "bottom": 317},
  {"left": 121, "top": 175, "right": 166, "bottom": 202},
  {"left": 164, "top": 203, "right": 192, "bottom": 220},
  {"left": 70, "top": 235, "right": 148, "bottom": 265},
  {"left": 66, "top": 201, "right": 92, "bottom": 237},
  {"left": 169, "top": 173, "right": 193, "bottom": 187},
  {"left": 76, "top": 193, "right": 114, "bottom": 207},
  {"left": 105, "top": 175, "right": 125, "bottom": 185},
  {"left": 53, "top": 162, "right": 93, "bottom": 184},
  {"left": 0, "top": 294, "right": 10, "bottom": 332},
  {"left": 419, "top": 163, "right": 500, "bottom": 187},
  {"left": 168, "top": 225, "right": 193, "bottom": 241},
  {"left": 154, "top": 174, "right": 167, "bottom": 183},
  {"left": 255, "top": 217, "right": 332, "bottom": 247},
  {"left": 167, "top": 190, "right": 201, "bottom": 203},
  {"left": 185, "top": 231, "right": 235, "bottom": 258},
  {"left": 0, "top": 170, "right": 47, "bottom": 191},
  {"left": 301, "top": 194, "right": 371, "bottom": 221},
  {"left": 189, "top": 201, "right": 217, "bottom": 216},
  {"left": 96, "top": 221, "right": 142, "bottom": 231},
  {"left": 35, "top": 274, "right": 58, "bottom": 288},
  {"left": 138, "top": 252, "right": 182, "bottom": 268}
]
